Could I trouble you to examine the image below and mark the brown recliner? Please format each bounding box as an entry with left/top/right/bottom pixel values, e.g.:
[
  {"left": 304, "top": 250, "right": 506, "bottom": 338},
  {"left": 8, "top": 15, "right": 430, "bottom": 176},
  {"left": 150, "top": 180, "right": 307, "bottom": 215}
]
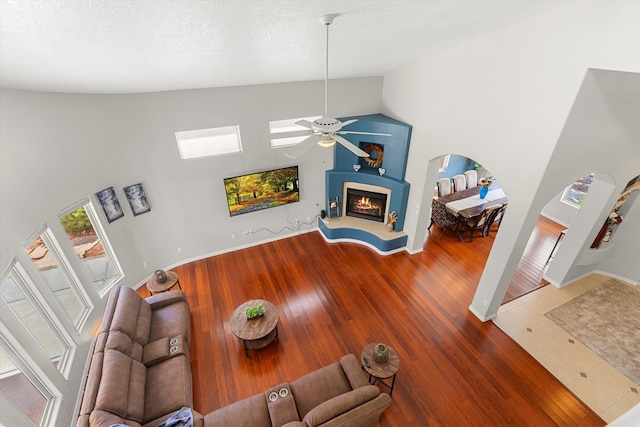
[
  {"left": 76, "top": 285, "right": 202, "bottom": 427},
  {"left": 204, "top": 354, "right": 391, "bottom": 427}
]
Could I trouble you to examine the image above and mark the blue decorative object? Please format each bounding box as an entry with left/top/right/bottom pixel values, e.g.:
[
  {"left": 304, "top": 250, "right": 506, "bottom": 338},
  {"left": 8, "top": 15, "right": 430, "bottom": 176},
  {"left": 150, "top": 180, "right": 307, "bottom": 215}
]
[{"left": 480, "top": 186, "right": 489, "bottom": 199}]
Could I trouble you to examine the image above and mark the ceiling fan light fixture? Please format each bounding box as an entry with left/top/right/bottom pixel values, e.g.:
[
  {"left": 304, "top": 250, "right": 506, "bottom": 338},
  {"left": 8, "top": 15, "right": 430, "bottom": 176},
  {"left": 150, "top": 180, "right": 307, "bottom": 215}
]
[
  {"left": 282, "top": 13, "right": 390, "bottom": 159},
  {"left": 317, "top": 136, "right": 336, "bottom": 148}
]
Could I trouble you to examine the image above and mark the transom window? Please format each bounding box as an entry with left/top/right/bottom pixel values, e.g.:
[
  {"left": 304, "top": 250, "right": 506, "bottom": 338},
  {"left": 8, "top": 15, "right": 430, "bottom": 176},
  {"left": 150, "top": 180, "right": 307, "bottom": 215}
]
[
  {"left": 269, "top": 116, "right": 320, "bottom": 148},
  {"left": 175, "top": 125, "right": 242, "bottom": 159}
]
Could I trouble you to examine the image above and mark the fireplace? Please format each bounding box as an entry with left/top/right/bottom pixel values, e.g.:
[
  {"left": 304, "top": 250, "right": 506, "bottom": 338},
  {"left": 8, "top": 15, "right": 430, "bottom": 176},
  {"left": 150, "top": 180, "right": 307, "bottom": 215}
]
[{"left": 345, "top": 188, "right": 388, "bottom": 222}]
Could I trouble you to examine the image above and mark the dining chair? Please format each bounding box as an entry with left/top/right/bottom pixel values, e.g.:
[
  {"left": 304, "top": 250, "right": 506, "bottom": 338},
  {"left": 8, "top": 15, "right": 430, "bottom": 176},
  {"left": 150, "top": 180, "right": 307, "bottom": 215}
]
[
  {"left": 489, "top": 202, "right": 509, "bottom": 231},
  {"left": 458, "top": 203, "right": 503, "bottom": 242},
  {"left": 464, "top": 170, "right": 478, "bottom": 188},
  {"left": 428, "top": 199, "right": 462, "bottom": 239},
  {"left": 436, "top": 178, "right": 453, "bottom": 197},
  {"left": 452, "top": 174, "right": 467, "bottom": 192}
]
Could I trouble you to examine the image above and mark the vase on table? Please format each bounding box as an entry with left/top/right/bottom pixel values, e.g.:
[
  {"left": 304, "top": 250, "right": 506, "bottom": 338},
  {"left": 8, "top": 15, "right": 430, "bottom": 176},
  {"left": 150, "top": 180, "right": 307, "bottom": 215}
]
[
  {"left": 154, "top": 269, "right": 167, "bottom": 283},
  {"left": 374, "top": 343, "right": 389, "bottom": 363},
  {"left": 479, "top": 186, "right": 489, "bottom": 199}
]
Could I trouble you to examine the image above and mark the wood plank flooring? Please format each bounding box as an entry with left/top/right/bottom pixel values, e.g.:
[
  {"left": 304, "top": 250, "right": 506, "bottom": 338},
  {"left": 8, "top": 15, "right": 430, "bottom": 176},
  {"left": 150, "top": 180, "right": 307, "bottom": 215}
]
[{"left": 139, "top": 218, "right": 602, "bottom": 426}]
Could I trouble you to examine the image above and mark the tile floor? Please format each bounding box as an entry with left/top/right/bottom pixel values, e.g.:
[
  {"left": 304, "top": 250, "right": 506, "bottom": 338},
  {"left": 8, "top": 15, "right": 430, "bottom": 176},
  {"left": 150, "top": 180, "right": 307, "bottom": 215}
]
[{"left": 493, "top": 273, "right": 640, "bottom": 423}]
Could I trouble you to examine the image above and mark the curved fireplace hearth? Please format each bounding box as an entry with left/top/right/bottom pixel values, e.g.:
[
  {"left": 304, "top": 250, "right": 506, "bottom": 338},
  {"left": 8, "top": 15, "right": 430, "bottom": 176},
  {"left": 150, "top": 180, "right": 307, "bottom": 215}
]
[{"left": 321, "top": 113, "right": 412, "bottom": 254}]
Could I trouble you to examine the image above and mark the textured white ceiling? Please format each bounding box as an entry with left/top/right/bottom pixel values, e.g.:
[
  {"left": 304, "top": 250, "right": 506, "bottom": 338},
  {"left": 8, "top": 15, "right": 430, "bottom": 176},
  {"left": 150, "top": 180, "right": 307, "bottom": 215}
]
[{"left": 0, "top": 0, "right": 562, "bottom": 94}]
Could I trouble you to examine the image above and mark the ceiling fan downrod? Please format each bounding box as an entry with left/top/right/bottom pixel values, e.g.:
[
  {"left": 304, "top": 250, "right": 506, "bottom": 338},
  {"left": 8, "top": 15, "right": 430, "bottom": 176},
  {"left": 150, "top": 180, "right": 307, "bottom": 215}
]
[{"left": 320, "top": 14, "right": 338, "bottom": 118}]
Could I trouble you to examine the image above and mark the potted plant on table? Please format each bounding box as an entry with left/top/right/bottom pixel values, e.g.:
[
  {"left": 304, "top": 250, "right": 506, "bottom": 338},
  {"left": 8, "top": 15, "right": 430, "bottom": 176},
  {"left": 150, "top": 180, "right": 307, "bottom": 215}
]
[{"left": 243, "top": 304, "right": 265, "bottom": 320}]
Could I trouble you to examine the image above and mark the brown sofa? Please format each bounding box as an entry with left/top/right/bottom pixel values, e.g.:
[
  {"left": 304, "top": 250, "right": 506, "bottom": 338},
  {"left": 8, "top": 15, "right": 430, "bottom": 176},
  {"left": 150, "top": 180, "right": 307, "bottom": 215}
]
[
  {"left": 78, "top": 286, "right": 391, "bottom": 427},
  {"left": 204, "top": 354, "right": 392, "bottom": 427},
  {"left": 76, "top": 285, "right": 203, "bottom": 427}
]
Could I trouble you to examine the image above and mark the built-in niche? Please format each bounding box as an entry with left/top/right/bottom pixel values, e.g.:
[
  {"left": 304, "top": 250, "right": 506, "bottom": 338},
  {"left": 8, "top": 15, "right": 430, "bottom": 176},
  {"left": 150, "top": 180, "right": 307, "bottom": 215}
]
[
  {"left": 591, "top": 174, "right": 639, "bottom": 249},
  {"left": 360, "top": 143, "right": 385, "bottom": 170}
]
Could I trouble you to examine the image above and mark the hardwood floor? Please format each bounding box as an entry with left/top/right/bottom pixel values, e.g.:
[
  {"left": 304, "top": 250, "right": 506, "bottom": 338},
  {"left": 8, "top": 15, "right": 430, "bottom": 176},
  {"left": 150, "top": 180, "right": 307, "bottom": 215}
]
[
  {"left": 505, "top": 216, "right": 566, "bottom": 302},
  {"left": 139, "top": 219, "right": 603, "bottom": 426}
]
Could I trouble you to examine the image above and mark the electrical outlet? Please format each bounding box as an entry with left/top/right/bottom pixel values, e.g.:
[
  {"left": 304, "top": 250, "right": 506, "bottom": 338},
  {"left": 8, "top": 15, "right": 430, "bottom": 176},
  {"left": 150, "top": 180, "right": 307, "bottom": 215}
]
[
  {"left": 483, "top": 299, "right": 489, "bottom": 307},
  {"left": 142, "top": 261, "right": 148, "bottom": 268},
  {"left": 177, "top": 247, "right": 183, "bottom": 253},
  {"left": 243, "top": 230, "right": 250, "bottom": 237},
  {"left": 307, "top": 216, "right": 311, "bottom": 222},
  {"left": 231, "top": 234, "right": 235, "bottom": 240}
]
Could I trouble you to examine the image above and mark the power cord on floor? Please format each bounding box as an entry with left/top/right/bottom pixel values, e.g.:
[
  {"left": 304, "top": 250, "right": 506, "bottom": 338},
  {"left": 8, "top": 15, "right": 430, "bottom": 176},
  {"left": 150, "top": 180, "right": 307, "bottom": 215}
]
[{"left": 249, "top": 214, "right": 320, "bottom": 236}]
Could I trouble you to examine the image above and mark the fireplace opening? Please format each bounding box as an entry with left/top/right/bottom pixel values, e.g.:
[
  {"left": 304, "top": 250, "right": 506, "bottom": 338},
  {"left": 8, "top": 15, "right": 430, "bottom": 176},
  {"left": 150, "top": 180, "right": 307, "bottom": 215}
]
[{"left": 346, "top": 188, "right": 387, "bottom": 222}]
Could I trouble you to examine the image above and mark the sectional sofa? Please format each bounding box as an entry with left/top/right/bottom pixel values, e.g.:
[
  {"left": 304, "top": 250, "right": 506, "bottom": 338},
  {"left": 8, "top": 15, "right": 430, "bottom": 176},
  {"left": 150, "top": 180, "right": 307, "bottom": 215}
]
[
  {"left": 77, "top": 285, "right": 391, "bottom": 427},
  {"left": 76, "top": 285, "right": 197, "bottom": 427}
]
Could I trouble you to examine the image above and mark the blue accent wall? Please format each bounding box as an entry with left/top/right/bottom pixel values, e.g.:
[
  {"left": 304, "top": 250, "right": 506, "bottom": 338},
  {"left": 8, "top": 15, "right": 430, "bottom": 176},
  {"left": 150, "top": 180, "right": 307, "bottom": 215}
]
[
  {"left": 326, "top": 170, "right": 410, "bottom": 230},
  {"left": 334, "top": 113, "right": 412, "bottom": 181},
  {"left": 438, "top": 154, "right": 473, "bottom": 179},
  {"left": 325, "top": 113, "right": 412, "bottom": 232}
]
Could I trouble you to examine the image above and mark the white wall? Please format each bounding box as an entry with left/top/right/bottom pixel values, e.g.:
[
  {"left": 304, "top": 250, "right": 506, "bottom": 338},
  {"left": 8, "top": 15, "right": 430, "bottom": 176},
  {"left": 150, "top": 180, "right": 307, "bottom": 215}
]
[
  {"left": 541, "top": 192, "right": 578, "bottom": 227},
  {"left": 0, "top": 77, "right": 382, "bottom": 426},
  {"left": 0, "top": 77, "right": 382, "bottom": 285},
  {"left": 380, "top": 2, "right": 640, "bottom": 320}
]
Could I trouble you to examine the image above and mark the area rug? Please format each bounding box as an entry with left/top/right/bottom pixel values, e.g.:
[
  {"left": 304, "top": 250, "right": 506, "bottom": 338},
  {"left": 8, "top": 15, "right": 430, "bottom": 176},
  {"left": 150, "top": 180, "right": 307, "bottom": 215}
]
[{"left": 545, "top": 278, "right": 640, "bottom": 386}]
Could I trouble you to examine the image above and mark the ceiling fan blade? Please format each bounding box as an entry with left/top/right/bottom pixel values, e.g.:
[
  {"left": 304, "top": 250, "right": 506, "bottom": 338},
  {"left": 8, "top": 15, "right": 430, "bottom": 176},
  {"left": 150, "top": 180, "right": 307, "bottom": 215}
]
[
  {"left": 295, "top": 119, "right": 315, "bottom": 129},
  {"left": 283, "top": 135, "right": 320, "bottom": 159},
  {"left": 338, "top": 130, "right": 392, "bottom": 136},
  {"left": 333, "top": 135, "right": 370, "bottom": 158},
  {"left": 340, "top": 119, "right": 358, "bottom": 127},
  {"left": 274, "top": 129, "right": 313, "bottom": 138}
]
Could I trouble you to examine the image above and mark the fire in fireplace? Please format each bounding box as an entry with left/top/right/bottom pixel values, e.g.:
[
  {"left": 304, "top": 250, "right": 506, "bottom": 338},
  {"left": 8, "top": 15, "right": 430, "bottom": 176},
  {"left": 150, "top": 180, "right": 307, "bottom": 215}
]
[{"left": 346, "top": 188, "right": 387, "bottom": 222}]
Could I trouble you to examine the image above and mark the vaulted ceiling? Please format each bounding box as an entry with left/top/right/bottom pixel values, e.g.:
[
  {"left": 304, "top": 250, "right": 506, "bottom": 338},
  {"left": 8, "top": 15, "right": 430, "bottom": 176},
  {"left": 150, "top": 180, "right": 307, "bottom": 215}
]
[{"left": 0, "top": 0, "right": 561, "bottom": 94}]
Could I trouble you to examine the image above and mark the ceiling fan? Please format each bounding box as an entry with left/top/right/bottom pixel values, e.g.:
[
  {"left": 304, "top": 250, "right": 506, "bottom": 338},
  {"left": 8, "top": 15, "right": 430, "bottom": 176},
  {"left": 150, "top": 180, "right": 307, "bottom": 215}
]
[{"left": 284, "top": 14, "right": 390, "bottom": 159}]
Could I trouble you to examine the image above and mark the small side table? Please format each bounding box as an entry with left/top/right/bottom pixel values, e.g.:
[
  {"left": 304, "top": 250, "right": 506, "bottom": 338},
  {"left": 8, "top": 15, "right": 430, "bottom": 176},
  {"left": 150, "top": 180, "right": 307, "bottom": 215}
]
[
  {"left": 146, "top": 271, "right": 181, "bottom": 295},
  {"left": 230, "top": 300, "right": 279, "bottom": 357},
  {"left": 361, "top": 343, "right": 400, "bottom": 396}
]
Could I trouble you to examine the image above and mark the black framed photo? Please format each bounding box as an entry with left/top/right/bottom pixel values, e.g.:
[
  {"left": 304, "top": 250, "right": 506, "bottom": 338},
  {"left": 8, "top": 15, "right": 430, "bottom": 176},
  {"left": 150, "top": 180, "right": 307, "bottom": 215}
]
[
  {"left": 95, "top": 186, "right": 124, "bottom": 223},
  {"left": 123, "top": 183, "right": 151, "bottom": 216}
]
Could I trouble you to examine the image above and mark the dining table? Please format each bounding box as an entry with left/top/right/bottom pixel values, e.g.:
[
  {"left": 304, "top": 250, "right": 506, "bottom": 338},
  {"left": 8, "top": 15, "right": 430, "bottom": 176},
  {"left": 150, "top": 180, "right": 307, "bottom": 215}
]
[{"left": 435, "top": 185, "right": 508, "bottom": 220}]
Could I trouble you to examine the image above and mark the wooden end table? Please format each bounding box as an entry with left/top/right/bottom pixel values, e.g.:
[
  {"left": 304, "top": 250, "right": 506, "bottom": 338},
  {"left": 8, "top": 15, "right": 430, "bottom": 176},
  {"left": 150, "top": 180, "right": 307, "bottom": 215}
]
[
  {"left": 230, "top": 300, "right": 279, "bottom": 357},
  {"left": 146, "top": 271, "right": 181, "bottom": 295},
  {"left": 361, "top": 343, "right": 400, "bottom": 396}
]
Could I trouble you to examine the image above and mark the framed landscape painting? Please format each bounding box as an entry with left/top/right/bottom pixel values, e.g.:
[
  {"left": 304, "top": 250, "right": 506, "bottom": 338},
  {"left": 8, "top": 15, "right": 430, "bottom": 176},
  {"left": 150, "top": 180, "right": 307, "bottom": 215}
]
[
  {"left": 224, "top": 165, "right": 299, "bottom": 217},
  {"left": 95, "top": 187, "right": 124, "bottom": 223}
]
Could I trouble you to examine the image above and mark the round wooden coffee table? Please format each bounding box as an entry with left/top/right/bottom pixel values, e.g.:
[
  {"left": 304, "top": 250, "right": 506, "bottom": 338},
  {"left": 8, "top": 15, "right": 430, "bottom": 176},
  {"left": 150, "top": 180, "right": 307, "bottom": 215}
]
[
  {"left": 230, "top": 300, "right": 279, "bottom": 357},
  {"left": 361, "top": 342, "right": 400, "bottom": 396},
  {"left": 146, "top": 271, "right": 181, "bottom": 295}
]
